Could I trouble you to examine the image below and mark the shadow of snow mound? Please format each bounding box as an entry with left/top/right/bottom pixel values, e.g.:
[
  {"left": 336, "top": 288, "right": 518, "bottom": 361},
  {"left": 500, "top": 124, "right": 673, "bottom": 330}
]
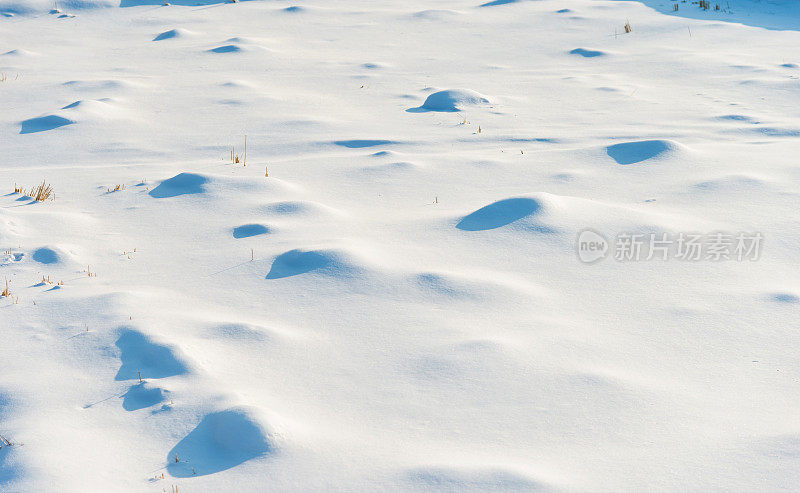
[
  {"left": 20, "top": 115, "right": 74, "bottom": 134},
  {"left": 167, "top": 407, "right": 274, "bottom": 477},
  {"left": 0, "top": 393, "right": 14, "bottom": 484},
  {"left": 114, "top": 328, "right": 189, "bottom": 381},
  {"left": 334, "top": 139, "right": 395, "bottom": 148},
  {"left": 233, "top": 224, "right": 270, "bottom": 239},
  {"left": 570, "top": 48, "right": 605, "bottom": 57},
  {"left": 480, "top": 0, "right": 527, "bottom": 6},
  {"left": 457, "top": 197, "right": 542, "bottom": 231},
  {"left": 606, "top": 139, "right": 679, "bottom": 165},
  {"left": 149, "top": 173, "right": 208, "bottom": 198},
  {"left": 266, "top": 248, "right": 343, "bottom": 279},
  {"left": 122, "top": 382, "right": 167, "bottom": 411},
  {"left": 771, "top": 292, "right": 799, "bottom": 304},
  {"left": 209, "top": 44, "right": 243, "bottom": 54},
  {"left": 408, "top": 89, "right": 490, "bottom": 112},
  {"left": 32, "top": 247, "right": 60, "bottom": 264}
]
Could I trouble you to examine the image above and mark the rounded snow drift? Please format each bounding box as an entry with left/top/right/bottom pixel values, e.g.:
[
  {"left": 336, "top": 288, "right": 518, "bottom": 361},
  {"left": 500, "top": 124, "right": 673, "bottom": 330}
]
[{"left": 408, "top": 89, "right": 490, "bottom": 112}]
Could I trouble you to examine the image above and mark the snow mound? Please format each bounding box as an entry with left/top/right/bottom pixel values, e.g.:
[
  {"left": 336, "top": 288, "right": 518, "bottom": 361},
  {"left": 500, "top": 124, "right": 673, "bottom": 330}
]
[
  {"left": 167, "top": 407, "right": 274, "bottom": 477},
  {"left": 114, "top": 328, "right": 189, "bottom": 381},
  {"left": 2, "top": 49, "right": 38, "bottom": 57},
  {"left": 457, "top": 197, "right": 543, "bottom": 231},
  {"left": 412, "top": 9, "right": 463, "bottom": 20},
  {"left": 265, "top": 248, "right": 361, "bottom": 279},
  {"left": 0, "top": 0, "right": 113, "bottom": 15},
  {"left": 259, "top": 200, "right": 341, "bottom": 219},
  {"left": 149, "top": 173, "right": 209, "bottom": 198},
  {"left": 63, "top": 79, "right": 139, "bottom": 92},
  {"left": 692, "top": 174, "right": 767, "bottom": 192},
  {"left": 203, "top": 323, "right": 273, "bottom": 342},
  {"left": 153, "top": 28, "right": 195, "bottom": 41},
  {"left": 605, "top": 139, "right": 682, "bottom": 165},
  {"left": 20, "top": 98, "right": 129, "bottom": 134},
  {"left": 360, "top": 161, "right": 420, "bottom": 175},
  {"left": 410, "top": 271, "right": 536, "bottom": 301},
  {"left": 404, "top": 466, "right": 548, "bottom": 491},
  {"left": 409, "top": 89, "right": 490, "bottom": 112},
  {"left": 121, "top": 382, "right": 168, "bottom": 411},
  {"left": 149, "top": 172, "right": 293, "bottom": 200}
]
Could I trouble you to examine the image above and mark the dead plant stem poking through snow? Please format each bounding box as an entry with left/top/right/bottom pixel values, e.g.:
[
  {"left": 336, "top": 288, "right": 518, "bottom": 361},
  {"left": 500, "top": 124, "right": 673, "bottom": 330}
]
[{"left": 231, "top": 135, "right": 247, "bottom": 166}]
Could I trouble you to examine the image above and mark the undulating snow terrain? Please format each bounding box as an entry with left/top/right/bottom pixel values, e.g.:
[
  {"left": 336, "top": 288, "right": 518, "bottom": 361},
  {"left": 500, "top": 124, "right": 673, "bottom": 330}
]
[{"left": 1, "top": 0, "right": 799, "bottom": 491}]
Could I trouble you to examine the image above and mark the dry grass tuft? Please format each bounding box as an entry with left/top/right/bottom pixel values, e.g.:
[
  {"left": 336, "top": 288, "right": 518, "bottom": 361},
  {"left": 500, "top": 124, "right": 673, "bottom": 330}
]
[
  {"left": 14, "top": 181, "right": 55, "bottom": 201},
  {"left": 1, "top": 279, "right": 10, "bottom": 297},
  {"left": 32, "top": 181, "right": 54, "bottom": 201},
  {"left": 624, "top": 20, "right": 632, "bottom": 33}
]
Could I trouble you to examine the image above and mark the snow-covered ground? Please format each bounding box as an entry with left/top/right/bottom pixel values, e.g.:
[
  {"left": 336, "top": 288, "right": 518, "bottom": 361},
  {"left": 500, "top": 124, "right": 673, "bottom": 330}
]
[{"left": 1, "top": 0, "right": 799, "bottom": 491}]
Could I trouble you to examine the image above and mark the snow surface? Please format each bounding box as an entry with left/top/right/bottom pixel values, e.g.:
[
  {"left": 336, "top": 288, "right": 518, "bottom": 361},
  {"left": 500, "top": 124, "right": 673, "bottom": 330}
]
[{"left": 1, "top": 0, "right": 800, "bottom": 491}]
